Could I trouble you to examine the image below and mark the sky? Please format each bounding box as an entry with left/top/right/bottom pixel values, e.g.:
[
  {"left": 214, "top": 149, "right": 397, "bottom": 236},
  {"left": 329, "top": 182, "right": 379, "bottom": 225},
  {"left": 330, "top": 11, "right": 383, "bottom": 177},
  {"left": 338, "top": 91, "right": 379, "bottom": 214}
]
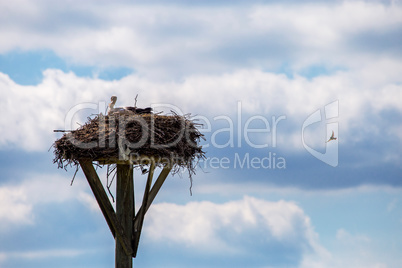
[{"left": 0, "top": 0, "right": 401, "bottom": 267}]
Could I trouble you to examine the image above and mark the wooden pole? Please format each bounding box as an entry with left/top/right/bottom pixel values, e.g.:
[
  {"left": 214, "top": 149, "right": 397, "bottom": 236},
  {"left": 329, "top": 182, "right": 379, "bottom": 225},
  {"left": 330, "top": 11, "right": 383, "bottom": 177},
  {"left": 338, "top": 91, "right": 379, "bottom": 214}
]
[
  {"left": 134, "top": 164, "right": 172, "bottom": 231},
  {"left": 79, "top": 160, "right": 133, "bottom": 256},
  {"left": 79, "top": 159, "right": 172, "bottom": 265},
  {"left": 116, "top": 164, "right": 134, "bottom": 268},
  {"left": 132, "top": 161, "right": 155, "bottom": 257}
]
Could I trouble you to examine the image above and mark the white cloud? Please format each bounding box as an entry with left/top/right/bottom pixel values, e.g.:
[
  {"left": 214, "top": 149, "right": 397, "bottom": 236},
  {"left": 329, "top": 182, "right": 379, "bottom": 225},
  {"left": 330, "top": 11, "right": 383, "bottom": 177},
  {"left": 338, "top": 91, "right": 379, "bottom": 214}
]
[
  {"left": 0, "top": 186, "right": 33, "bottom": 229},
  {"left": 77, "top": 191, "right": 101, "bottom": 212},
  {"left": 0, "top": 70, "right": 115, "bottom": 150},
  {"left": 386, "top": 198, "right": 398, "bottom": 212},
  {"left": 0, "top": 0, "right": 401, "bottom": 156},
  {"left": 1, "top": 63, "right": 401, "bottom": 155},
  {"left": 2, "top": 248, "right": 85, "bottom": 260},
  {"left": 300, "top": 228, "right": 392, "bottom": 268},
  {"left": 329, "top": 229, "right": 389, "bottom": 268},
  {"left": 144, "top": 196, "right": 326, "bottom": 260},
  {"left": 0, "top": 253, "right": 5, "bottom": 264},
  {"left": 196, "top": 182, "right": 402, "bottom": 198},
  {"left": 335, "top": 228, "right": 371, "bottom": 243},
  {"left": 0, "top": 248, "right": 89, "bottom": 265},
  {"left": 0, "top": 1, "right": 401, "bottom": 77},
  {"left": 0, "top": 173, "right": 98, "bottom": 230}
]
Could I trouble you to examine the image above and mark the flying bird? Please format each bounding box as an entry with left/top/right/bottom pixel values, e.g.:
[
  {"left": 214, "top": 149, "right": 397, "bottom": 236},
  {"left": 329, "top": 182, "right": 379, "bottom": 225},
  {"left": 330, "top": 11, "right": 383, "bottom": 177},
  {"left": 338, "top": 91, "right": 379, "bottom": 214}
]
[
  {"left": 107, "top": 96, "right": 152, "bottom": 115},
  {"left": 326, "top": 130, "right": 337, "bottom": 143}
]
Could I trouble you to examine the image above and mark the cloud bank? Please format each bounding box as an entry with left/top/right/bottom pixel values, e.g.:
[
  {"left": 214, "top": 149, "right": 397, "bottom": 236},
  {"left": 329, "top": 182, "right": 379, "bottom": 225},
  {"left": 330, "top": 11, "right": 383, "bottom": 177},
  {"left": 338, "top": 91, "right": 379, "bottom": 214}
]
[
  {"left": 1, "top": 66, "right": 401, "bottom": 167},
  {"left": 144, "top": 196, "right": 327, "bottom": 267},
  {"left": 1, "top": 1, "right": 402, "bottom": 77}
]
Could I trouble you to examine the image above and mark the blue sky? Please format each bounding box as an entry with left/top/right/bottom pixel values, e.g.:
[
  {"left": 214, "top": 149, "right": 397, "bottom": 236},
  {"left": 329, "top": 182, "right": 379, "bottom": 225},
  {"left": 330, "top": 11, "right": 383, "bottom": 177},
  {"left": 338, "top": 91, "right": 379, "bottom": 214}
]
[{"left": 1, "top": 0, "right": 402, "bottom": 267}]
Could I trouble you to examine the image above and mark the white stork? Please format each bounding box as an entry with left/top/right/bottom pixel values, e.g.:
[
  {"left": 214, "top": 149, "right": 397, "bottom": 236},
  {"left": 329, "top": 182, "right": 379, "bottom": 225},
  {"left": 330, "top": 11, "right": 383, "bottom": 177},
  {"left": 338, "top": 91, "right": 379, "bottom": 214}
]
[{"left": 107, "top": 96, "right": 152, "bottom": 115}]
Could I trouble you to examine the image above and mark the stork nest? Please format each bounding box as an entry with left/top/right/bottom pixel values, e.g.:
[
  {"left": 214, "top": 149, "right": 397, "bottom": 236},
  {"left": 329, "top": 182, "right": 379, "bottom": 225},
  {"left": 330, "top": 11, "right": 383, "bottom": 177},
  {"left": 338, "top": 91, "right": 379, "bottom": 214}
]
[{"left": 53, "top": 113, "right": 205, "bottom": 174}]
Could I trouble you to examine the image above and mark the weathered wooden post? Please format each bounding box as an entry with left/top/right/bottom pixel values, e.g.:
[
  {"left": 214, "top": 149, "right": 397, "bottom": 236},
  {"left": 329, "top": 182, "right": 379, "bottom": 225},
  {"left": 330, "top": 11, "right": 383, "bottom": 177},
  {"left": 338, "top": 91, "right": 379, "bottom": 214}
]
[
  {"left": 53, "top": 109, "right": 204, "bottom": 268},
  {"left": 115, "top": 164, "right": 134, "bottom": 268}
]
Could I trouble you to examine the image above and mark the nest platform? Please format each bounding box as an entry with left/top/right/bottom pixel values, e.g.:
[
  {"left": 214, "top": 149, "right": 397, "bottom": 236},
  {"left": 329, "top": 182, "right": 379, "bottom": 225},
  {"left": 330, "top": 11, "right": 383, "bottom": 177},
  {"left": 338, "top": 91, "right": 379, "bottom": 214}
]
[{"left": 53, "top": 113, "right": 205, "bottom": 172}]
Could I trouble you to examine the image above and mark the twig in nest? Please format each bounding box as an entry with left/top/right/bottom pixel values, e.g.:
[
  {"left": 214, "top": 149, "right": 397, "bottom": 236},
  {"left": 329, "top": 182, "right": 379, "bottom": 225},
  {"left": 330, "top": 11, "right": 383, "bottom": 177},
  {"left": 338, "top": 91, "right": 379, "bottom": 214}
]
[
  {"left": 94, "top": 162, "right": 102, "bottom": 170},
  {"left": 70, "top": 165, "right": 80, "bottom": 186},
  {"left": 53, "top": 130, "right": 76, "bottom": 133},
  {"left": 189, "top": 175, "right": 193, "bottom": 196},
  {"left": 139, "top": 164, "right": 148, "bottom": 174},
  {"left": 134, "top": 94, "right": 138, "bottom": 108},
  {"left": 107, "top": 164, "right": 117, "bottom": 203},
  {"left": 48, "top": 143, "right": 54, "bottom": 152}
]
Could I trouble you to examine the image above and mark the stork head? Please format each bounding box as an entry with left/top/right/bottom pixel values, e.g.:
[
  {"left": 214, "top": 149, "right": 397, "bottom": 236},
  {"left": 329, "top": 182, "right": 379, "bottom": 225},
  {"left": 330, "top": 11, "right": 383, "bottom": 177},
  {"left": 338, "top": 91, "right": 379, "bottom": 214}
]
[{"left": 110, "top": 96, "right": 117, "bottom": 104}]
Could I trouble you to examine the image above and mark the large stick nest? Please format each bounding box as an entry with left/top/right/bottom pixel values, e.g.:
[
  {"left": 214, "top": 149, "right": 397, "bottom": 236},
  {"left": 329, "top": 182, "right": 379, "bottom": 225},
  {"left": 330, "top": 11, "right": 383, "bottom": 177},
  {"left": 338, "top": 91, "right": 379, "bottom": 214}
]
[{"left": 53, "top": 113, "right": 205, "bottom": 174}]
